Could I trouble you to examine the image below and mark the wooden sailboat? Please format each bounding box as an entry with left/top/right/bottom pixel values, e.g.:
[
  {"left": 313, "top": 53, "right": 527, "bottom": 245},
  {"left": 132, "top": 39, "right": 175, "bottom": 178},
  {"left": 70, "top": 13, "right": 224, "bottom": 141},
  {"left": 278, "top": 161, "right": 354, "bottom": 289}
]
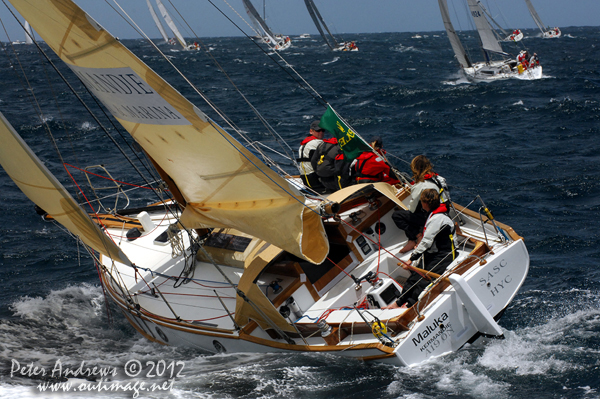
[
  {"left": 242, "top": 0, "right": 290, "bottom": 50},
  {"left": 303, "top": 0, "right": 357, "bottom": 52},
  {"left": 0, "top": 0, "right": 530, "bottom": 367},
  {"left": 524, "top": 0, "right": 561, "bottom": 39},
  {"left": 439, "top": 0, "right": 542, "bottom": 81}
]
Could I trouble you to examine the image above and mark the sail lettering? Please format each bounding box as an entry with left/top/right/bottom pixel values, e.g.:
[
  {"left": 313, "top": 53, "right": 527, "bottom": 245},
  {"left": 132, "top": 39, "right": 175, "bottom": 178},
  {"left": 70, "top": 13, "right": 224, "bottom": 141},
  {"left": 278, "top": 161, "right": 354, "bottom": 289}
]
[
  {"left": 68, "top": 65, "right": 189, "bottom": 126},
  {"left": 74, "top": 71, "right": 154, "bottom": 96}
]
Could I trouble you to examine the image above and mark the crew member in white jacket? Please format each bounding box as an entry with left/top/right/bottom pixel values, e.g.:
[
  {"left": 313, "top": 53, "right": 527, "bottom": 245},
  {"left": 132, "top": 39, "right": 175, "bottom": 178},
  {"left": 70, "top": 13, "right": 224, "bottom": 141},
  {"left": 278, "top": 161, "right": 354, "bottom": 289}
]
[{"left": 385, "top": 189, "right": 456, "bottom": 309}]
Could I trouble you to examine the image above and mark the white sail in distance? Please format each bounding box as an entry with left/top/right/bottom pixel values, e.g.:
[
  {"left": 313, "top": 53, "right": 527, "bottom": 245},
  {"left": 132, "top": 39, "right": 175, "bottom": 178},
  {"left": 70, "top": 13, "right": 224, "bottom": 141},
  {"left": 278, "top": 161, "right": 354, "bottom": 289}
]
[
  {"left": 438, "top": 0, "right": 471, "bottom": 68},
  {"left": 147, "top": 0, "right": 169, "bottom": 43},
  {"left": 24, "top": 20, "right": 33, "bottom": 44},
  {"left": 155, "top": 0, "right": 187, "bottom": 49}
]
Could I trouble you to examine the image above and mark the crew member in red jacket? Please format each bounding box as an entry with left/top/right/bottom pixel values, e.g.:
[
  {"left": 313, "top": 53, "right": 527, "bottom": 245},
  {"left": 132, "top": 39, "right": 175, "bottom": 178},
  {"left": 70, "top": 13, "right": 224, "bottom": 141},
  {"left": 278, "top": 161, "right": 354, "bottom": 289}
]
[{"left": 352, "top": 137, "right": 400, "bottom": 185}]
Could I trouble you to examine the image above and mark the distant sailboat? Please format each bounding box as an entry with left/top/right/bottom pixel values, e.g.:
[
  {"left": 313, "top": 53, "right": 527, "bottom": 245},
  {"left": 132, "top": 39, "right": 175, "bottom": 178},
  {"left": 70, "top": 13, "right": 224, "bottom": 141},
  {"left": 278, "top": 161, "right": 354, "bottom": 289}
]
[
  {"left": 24, "top": 21, "right": 33, "bottom": 44},
  {"left": 524, "top": 0, "right": 561, "bottom": 38},
  {"left": 438, "top": 0, "right": 542, "bottom": 81},
  {"left": 303, "top": 0, "right": 357, "bottom": 51},
  {"left": 11, "top": 20, "right": 34, "bottom": 44},
  {"left": 475, "top": 0, "right": 522, "bottom": 42},
  {"left": 242, "top": 0, "right": 291, "bottom": 50},
  {"left": 155, "top": 0, "right": 199, "bottom": 50},
  {"left": 147, "top": 0, "right": 169, "bottom": 44}
]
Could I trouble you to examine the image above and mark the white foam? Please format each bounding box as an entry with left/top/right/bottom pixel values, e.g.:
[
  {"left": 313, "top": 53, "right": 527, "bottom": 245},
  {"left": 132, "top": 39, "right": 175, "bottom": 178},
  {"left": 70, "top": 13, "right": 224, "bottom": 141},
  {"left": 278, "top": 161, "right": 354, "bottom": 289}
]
[{"left": 322, "top": 57, "right": 339, "bottom": 65}]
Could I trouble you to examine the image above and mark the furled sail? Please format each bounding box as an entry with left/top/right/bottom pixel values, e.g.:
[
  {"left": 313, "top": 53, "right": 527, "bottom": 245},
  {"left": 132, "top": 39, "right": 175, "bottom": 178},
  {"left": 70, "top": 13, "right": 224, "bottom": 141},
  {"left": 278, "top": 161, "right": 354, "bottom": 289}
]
[
  {"left": 155, "top": 0, "right": 187, "bottom": 49},
  {"left": 304, "top": 0, "right": 339, "bottom": 50},
  {"left": 438, "top": 0, "right": 472, "bottom": 68},
  {"left": 147, "top": 0, "right": 169, "bottom": 44},
  {"left": 466, "top": 0, "right": 504, "bottom": 55},
  {"left": 0, "top": 112, "right": 132, "bottom": 266},
  {"left": 9, "top": 0, "right": 329, "bottom": 264},
  {"left": 524, "top": 0, "right": 546, "bottom": 33},
  {"left": 242, "top": 0, "right": 278, "bottom": 45}
]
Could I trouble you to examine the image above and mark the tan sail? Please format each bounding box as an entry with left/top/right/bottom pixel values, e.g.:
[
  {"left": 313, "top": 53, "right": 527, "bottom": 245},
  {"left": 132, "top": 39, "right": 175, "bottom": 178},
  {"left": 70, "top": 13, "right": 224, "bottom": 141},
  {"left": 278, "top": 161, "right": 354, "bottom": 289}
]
[
  {"left": 0, "top": 112, "right": 132, "bottom": 265},
  {"left": 9, "top": 0, "right": 328, "bottom": 264}
]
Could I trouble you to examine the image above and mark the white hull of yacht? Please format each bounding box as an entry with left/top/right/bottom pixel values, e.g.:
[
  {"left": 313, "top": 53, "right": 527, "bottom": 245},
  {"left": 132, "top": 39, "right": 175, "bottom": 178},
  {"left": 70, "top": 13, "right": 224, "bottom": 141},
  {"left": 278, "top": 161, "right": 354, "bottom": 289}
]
[
  {"left": 543, "top": 30, "right": 561, "bottom": 39},
  {"left": 463, "top": 61, "right": 542, "bottom": 82},
  {"left": 102, "top": 235, "right": 528, "bottom": 365},
  {"left": 504, "top": 32, "right": 523, "bottom": 42},
  {"left": 98, "top": 187, "right": 529, "bottom": 366}
]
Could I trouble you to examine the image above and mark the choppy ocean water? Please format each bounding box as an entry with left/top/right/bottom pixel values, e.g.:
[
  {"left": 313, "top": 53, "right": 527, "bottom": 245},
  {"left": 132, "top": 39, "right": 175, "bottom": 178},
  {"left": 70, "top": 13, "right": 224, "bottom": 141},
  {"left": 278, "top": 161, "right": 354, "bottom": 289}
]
[{"left": 0, "top": 24, "right": 599, "bottom": 398}]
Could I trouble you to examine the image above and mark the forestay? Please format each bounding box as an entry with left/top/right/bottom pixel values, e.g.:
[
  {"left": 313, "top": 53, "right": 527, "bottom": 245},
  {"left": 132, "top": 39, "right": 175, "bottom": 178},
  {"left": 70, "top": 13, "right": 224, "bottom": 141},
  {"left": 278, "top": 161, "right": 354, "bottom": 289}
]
[{"left": 9, "top": 0, "right": 329, "bottom": 264}]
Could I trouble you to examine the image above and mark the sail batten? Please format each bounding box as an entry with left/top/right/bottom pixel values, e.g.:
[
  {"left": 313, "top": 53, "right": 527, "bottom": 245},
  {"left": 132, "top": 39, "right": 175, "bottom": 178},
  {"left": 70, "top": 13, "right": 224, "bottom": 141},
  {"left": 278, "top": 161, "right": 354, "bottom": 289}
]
[{"left": 9, "top": 0, "right": 328, "bottom": 264}]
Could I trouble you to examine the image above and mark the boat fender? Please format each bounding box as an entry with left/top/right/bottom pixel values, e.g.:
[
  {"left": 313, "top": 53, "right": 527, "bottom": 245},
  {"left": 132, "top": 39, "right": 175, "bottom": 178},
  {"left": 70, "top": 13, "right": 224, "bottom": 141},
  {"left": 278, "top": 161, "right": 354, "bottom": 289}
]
[{"left": 137, "top": 211, "right": 155, "bottom": 232}]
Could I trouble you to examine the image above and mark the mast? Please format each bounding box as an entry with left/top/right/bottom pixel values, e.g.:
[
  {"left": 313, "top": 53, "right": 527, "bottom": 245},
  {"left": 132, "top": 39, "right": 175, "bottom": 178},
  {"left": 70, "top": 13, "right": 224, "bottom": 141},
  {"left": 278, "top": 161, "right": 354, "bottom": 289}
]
[
  {"left": 438, "top": 0, "right": 472, "bottom": 68},
  {"left": 147, "top": 0, "right": 169, "bottom": 43}
]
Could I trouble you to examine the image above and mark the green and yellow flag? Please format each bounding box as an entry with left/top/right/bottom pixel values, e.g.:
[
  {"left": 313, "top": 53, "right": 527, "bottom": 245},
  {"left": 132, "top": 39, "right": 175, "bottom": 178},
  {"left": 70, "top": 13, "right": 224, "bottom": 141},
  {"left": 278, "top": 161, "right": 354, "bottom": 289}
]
[{"left": 319, "top": 105, "right": 371, "bottom": 160}]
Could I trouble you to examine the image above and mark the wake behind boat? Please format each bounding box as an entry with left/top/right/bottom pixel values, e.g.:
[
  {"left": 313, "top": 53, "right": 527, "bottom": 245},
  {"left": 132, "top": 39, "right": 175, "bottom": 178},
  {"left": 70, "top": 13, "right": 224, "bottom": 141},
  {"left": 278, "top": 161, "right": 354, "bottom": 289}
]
[
  {"left": 439, "top": 0, "right": 542, "bottom": 82},
  {"left": 0, "top": 0, "right": 529, "bottom": 367}
]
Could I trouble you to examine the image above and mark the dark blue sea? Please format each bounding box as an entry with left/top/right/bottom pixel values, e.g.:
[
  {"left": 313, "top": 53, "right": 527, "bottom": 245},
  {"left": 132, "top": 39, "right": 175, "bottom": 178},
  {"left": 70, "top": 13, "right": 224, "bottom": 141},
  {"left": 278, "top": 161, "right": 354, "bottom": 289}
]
[{"left": 1, "top": 26, "right": 600, "bottom": 398}]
